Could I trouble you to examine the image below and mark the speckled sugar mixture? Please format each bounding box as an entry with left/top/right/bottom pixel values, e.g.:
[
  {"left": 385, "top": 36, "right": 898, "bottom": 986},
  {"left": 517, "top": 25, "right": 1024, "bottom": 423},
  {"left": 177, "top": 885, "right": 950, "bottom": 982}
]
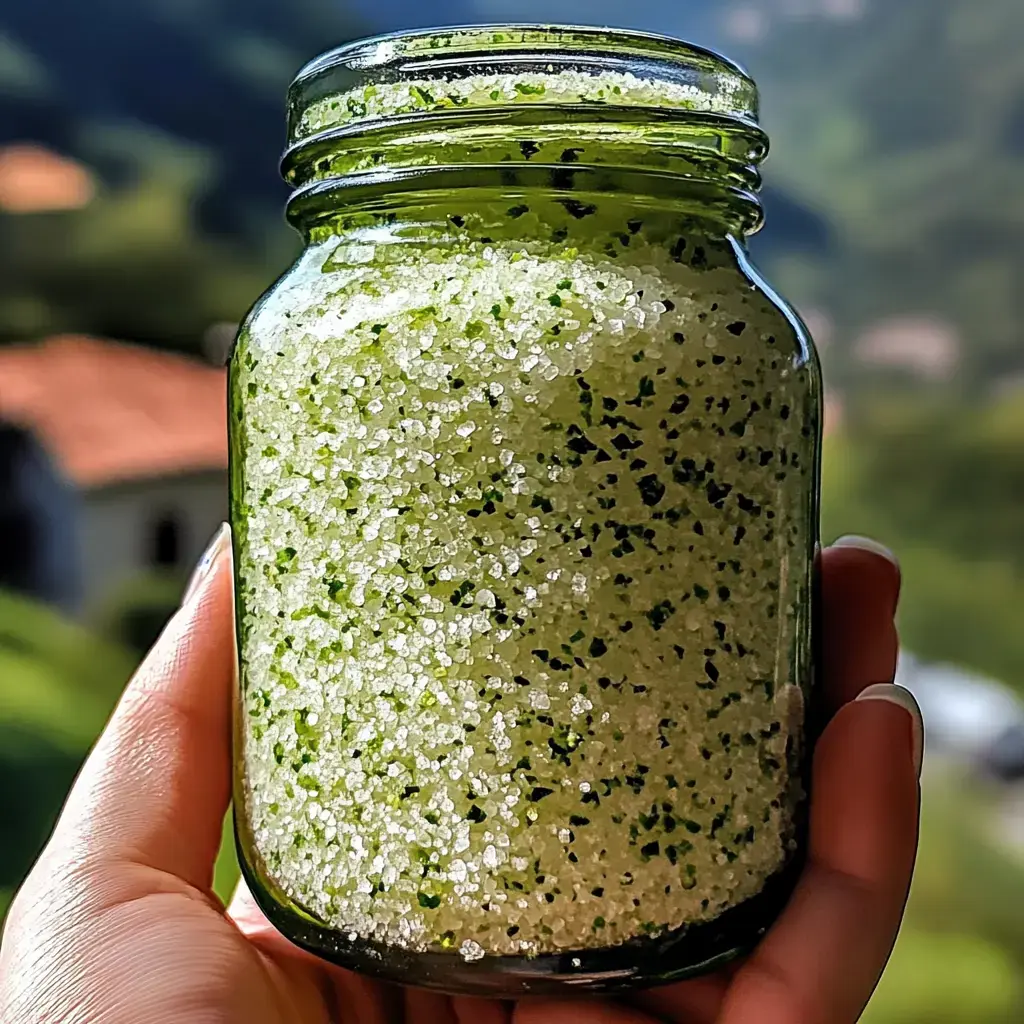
[
  {"left": 234, "top": 203, "right": 816, "bottom": 959},
  {"left": 296, "top": 68, "right": 751, "bottom": 139}
]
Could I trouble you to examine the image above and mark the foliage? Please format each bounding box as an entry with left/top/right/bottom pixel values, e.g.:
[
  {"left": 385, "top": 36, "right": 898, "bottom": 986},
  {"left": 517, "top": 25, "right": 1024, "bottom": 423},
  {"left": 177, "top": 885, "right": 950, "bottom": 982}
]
[
  {"left": 910, "top": 772, "right": 1024, "bottom": 958},
  {"left": 849, "top": 394, "right": 1024, "bottom": 571},
  {"left": 214, "top": 811, "right": 242, "bottom": 904},
  {"left": 92, "top": 569, "right": 187, "bottom": 655},
  {"left": 0, "top": 587, "right": 243, "bottom": 915},
  {"left": 0, "top": 590, "right": 133, "bottom": 893},
  {"left": 861, "top": 771, "right": 1024, "bottom": 1022},
  {"left": 2, "top": 0, "right": 1021, "bottom": 381},
  {"left": 865, "top": 928, "right": 1020, "bottom": 1023},
  {"left": 0, "top": 137, "right": 290, "bottom": 349},
  {"left": 0, "top": 589, "right": 132, "bottom": 732},
  {"left": 822, "top": 394, "right": 1024, "bottom": 689},
  {"left": 0, "top": 0, "right": 368, "bottom": 349}
]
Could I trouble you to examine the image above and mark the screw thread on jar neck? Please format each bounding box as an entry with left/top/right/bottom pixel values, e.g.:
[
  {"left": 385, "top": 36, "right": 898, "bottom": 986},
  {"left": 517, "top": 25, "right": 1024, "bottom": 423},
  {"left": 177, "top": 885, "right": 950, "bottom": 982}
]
[{"left": 281, "top": 25, "right": 769, "bottom": 237}]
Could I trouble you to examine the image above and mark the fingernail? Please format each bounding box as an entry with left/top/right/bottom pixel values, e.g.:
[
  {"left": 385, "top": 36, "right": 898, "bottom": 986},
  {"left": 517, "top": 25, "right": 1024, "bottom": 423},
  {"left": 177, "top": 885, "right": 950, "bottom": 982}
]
[
  {"left": 831, "top": 535, "right": 899, "bottom": 569},
  {"left": 182, "top": 523, "right": 231, "bottom": 608},
  {"left": 856, "top": 683, "right": 923, "bottom": 778}
]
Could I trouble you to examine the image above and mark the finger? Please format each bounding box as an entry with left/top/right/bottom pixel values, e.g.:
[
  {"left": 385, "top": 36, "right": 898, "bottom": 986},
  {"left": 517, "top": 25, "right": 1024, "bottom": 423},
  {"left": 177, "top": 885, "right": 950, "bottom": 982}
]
[
  {"left": 717, "top": 689, "right": 921, "bottom": 1024},
  {"left": 228, "top": 877, "right": 404, "bottom": 1024},
  {"left": 227, "top": 874, "right": 277, "bottom": 939},
  {"left": 633, "top": 536, "right": 904, "bottom": 1023},
  {"left": 822, "top": 537, "right": 901, "bottom": 709},
  {"left": 513, "top": 1002, "right": 658, "bottom": 1024},
  {"left": 453, "top": 996, "right": 513, "bottom": 1024},
  {"left": 46, "top": 524, "right": 235, "bottom": 892},
  {"left": 405, "top": 989, "right": 457, "bottom": 1024},
  {"left": 631, "top": 974, "right": 730, "bottom": 1023}
]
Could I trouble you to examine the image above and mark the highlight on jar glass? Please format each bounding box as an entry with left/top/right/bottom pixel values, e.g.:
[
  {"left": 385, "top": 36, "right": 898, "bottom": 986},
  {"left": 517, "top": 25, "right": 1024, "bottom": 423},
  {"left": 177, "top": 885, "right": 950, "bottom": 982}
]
[{"left": 229, "top": 24, "right": 822, "bottom": 997}]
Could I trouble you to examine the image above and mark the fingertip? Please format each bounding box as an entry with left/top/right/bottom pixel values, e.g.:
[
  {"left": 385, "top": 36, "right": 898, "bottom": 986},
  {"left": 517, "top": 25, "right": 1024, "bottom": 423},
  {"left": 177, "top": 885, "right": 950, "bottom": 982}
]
[
  {"left": 175, "top": 526, "right": 235, "bottom": 654},
  {"left": 121, "top": 536, "right": 236, "bottom": 743},
  {"left": 226, "top": 875, "right": 264, "bottom": 929},
  {"left": 855, "top": 683, "right": 923, "bottom": 778},
  {"left": 182, "top": 522, "right": 233, "bottom": 609},
  {"left": 829, "top": 535, "right": 899, "bottom": 572},
  {"left": 819, "top": 537, "right": 902, "bottom": 709},
  {"left": 822, "top": 537, "right": 901, "bottom": 605}
]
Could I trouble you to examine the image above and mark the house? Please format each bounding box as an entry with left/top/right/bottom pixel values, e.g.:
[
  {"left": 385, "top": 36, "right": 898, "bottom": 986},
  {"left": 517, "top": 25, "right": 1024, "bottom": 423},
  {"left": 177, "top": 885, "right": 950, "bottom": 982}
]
[
  {"left": 0, "top": 335, "right": 228, "bottom": 612},
  {"left": 853, "top": 316, "right": 961, "bottom": 381},
  {"left": 0, "top": 143, "right": 95, "bottom": 214},
  {"left": 0, "top": 421, "right": 81, "bottom": 613},
  {"left": 823, "top": 389, "right": 844, "bottom": 438}
]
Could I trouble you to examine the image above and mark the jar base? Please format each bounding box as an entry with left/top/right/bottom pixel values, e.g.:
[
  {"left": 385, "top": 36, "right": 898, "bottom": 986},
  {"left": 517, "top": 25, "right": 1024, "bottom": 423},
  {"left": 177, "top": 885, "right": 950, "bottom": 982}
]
[{"left": 237, "top": 833, "right": 804, "bottom": 997}]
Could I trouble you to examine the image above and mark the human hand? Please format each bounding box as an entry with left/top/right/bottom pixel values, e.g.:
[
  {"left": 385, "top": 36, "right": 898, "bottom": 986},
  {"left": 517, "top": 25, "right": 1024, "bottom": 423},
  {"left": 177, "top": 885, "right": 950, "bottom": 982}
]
[{"left": 0, "top": 529, "right": 918, "bottom": 1024}]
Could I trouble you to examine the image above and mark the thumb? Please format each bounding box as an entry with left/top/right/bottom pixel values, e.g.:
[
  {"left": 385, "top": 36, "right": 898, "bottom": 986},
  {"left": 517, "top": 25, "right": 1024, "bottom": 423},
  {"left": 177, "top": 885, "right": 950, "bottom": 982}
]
[{"left": 44, "top": 523, "right": 235, "bottom": 892}]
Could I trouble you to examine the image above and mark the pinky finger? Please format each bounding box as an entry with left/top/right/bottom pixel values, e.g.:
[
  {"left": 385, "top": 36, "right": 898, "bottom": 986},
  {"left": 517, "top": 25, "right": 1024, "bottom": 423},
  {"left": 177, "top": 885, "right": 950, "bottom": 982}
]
[{"left": 717, "top": 690, "right": 921, "bottom": 1024}]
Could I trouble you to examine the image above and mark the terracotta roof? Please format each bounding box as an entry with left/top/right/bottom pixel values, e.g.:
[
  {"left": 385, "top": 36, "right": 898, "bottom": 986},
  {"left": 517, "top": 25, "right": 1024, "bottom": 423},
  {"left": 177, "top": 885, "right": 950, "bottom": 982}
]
[
  {"left": 0, "top": 143, "right": 96, "bottom": 213},
  {"left": 854, "top": 316, "right": 960, "bottom": 381},
  {"left": 823, "top": 390, "right": 844, "bottom": 438},
  {"left": 0, "top": 335, "right": 227, "bottom": 488}
]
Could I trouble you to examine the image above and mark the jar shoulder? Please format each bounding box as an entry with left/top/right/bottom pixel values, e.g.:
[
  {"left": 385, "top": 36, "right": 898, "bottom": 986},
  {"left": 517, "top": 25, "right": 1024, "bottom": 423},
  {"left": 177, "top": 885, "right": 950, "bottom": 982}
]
[
  {"left": 233, "top": 232, "right": 820, "bottom": 394},
  {"left": 232, "top": 244, "right": 334, "bottom": 360},
  {"left": 727, "top": 241, "right": 821, "bottom": 382}
]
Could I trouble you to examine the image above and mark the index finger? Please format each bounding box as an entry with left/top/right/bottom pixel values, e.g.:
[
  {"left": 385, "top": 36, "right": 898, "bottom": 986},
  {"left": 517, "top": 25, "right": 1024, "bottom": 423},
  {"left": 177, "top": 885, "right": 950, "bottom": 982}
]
[{"left": 36, "top": 525, "right": 235, "bottom": 891}]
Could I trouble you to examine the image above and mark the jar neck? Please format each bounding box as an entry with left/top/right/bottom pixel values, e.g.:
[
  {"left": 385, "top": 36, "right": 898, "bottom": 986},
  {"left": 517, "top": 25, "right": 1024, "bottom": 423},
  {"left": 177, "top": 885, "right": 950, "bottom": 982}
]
[
  {"left": 282, "top": 26, "right": 768, "bottom": 240},
  {"left": 289, "top": 166, "right": 762, "bottom": 245}
]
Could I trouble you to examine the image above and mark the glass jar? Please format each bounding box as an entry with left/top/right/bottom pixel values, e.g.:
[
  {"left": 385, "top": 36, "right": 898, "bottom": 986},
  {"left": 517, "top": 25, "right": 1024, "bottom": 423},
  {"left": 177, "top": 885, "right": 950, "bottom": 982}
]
[{"left": 230, "top": 25, "right": 821, "bottom": 997}]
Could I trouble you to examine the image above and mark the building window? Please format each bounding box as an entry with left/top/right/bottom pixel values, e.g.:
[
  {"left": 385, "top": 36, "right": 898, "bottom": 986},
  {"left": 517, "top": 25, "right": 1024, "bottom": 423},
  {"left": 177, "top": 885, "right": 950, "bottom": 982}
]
[{"left": 151, "top": 513, "right": 182, "bottom": 569}]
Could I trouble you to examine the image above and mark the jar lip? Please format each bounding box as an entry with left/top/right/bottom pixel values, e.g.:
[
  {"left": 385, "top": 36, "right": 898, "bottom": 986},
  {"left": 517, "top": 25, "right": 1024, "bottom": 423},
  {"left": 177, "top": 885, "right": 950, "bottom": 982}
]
[
  {"left": 288, "top": 25, "right": 760, "bottom": 150},
  {"left": 284, "top": 25, "right": 765, "bottom": 234},
  {"left": 293, "top": 24, "right": 754, "bottom": 87}
]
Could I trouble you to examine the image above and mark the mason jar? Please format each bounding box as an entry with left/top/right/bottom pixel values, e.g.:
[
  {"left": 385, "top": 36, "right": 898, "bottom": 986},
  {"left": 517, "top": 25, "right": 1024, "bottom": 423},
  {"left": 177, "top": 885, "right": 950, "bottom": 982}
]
[{"left": 230, "top": 24, "right": 822, "bottom": 997}]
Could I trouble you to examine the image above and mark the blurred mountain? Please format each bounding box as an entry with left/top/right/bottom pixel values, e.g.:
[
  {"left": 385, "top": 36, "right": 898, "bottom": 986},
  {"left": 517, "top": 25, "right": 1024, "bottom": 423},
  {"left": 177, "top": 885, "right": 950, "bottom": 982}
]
[
  {"left": 0, "top": 0, "right": 377, "bottom": 348},
  {"left": 0, "top": 0, "right": 372, "bottom": 242},
  {"left": 726, "top": 0, "right": 1024, "bottom": 385},
  {"left": 0, "top": 0, "right": 817, "bottom": 249},
  {"left": 0, "top": 0, "right": 832, "bottom": 353},
  {"left": 1, "top": 0, "right": 1019, "bottom": 382}
]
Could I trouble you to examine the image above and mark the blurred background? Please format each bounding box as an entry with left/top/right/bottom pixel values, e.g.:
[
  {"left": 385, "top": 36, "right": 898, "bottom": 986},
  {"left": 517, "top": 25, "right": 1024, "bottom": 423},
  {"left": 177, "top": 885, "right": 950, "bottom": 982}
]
[{"left": 1, "top": 1, "right": 1023, "bottom": 1018}]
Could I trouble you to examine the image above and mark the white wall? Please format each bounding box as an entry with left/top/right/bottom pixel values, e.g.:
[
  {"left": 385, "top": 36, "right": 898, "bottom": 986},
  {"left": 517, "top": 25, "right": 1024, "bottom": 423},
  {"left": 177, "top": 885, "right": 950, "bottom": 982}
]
[{"left": 79, "top": 470, "right": 228, "bottom": 610}]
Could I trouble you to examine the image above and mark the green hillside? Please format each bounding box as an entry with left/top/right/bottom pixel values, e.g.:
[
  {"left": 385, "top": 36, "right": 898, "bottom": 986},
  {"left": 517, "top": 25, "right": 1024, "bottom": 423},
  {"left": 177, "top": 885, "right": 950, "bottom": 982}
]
[
  {"left": 0, "top": 590, "right": 133, "bottom": 904},
  {"left": 736, "top": 0, "right": 1024, "bottom": 387}
]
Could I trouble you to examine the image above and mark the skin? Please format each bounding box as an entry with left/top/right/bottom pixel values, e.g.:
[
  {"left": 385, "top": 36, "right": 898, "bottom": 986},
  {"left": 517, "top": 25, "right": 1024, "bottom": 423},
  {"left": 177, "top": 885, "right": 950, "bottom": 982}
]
[{"left": 0, "top": 535, "right": 917, "bottom": 1024}]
